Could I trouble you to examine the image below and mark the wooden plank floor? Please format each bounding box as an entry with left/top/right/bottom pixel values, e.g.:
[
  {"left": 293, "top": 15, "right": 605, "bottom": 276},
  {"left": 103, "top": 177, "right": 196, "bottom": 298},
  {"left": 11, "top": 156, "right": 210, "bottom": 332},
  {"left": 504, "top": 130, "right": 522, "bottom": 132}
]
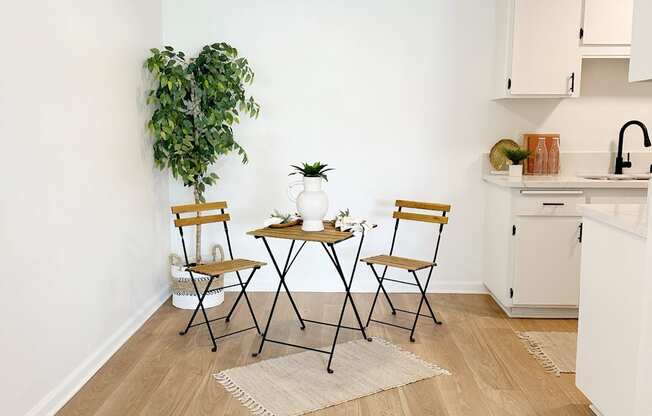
[{"left": 57, "top": 293, "right": 590, "bottom": 416}]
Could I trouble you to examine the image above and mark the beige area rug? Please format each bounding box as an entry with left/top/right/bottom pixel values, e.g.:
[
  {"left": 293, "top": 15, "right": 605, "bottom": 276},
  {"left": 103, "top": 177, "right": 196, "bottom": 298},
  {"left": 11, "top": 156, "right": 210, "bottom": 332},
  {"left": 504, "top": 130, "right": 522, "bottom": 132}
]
[
  {"left": 517, "top": 331, "right": 577, "bottom": 376},
  {"left": 214, "top": 337, "right": 450, "bottom": 416}
]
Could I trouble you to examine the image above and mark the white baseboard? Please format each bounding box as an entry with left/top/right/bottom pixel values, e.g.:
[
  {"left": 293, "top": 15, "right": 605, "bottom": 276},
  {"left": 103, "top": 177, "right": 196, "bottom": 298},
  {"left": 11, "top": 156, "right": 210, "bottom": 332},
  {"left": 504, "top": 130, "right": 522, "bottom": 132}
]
[
  {"left": 224, "top": 280, "right": 487, "bottom": 294},
  {"left": 486, "top": 290, "right": 579, "bottom": 319},
  {"left": 353, "top": 280, "right": 488, "bottom": 294},
  {"left": 25, "top": 286, "right": 171, "bottom": 416},
  {"left": 589, "top": 404, "right": 604, "bottom": 416}
]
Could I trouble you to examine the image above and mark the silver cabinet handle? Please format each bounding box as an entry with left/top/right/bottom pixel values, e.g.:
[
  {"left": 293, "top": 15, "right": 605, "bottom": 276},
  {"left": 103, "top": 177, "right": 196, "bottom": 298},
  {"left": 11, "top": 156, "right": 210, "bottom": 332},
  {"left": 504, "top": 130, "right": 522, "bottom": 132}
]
[
  {"left": 521, "top": 189, "right": 584, "bottom": 195},
  {"left": 520, "top": 190, "right": 583, "bottom": 195}
]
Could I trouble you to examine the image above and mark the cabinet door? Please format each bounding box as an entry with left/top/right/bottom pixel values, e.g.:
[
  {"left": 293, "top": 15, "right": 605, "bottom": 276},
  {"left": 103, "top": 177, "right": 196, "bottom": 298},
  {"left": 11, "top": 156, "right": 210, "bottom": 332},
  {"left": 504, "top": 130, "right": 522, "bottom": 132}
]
[
  {"left": 582, "top": 0, "right": 633, "bottom": 45},
  {"left": 510, "top": 0, "right": 582, "bottom": 95},
  {"left": 629, "top": 0, "right": 652, "bottom": 82},
  {"left": 512, "top": 216, "right": 582, "bottom": 306}
]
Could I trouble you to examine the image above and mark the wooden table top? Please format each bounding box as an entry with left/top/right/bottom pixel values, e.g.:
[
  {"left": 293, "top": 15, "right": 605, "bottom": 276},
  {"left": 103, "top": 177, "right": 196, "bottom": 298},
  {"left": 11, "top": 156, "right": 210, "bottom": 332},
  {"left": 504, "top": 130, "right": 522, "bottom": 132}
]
[{"left": 247, "top": 222, "right": 354, "bottom": 244}]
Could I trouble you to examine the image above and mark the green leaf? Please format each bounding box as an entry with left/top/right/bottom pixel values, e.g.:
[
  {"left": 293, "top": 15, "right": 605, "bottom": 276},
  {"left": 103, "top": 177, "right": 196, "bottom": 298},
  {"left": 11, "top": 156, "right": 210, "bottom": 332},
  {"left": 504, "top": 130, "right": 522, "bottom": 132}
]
[{"left": 145, "top": 41, "right": 260, "bottom": 196}]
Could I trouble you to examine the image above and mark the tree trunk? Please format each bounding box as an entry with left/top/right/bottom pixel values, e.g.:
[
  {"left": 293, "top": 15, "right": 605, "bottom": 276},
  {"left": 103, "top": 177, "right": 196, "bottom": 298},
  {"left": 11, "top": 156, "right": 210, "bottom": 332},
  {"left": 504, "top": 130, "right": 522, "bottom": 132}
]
[{"left": 194, "top": 187, "right": 202, "bottom": 264}]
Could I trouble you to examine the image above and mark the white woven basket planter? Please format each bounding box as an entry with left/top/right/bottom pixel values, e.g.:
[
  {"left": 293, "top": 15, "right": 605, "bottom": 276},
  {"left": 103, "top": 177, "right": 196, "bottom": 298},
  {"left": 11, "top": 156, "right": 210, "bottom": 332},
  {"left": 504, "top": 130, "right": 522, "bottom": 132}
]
[{"left": 170, "top": 245, "right": 225, "bottom": 310}]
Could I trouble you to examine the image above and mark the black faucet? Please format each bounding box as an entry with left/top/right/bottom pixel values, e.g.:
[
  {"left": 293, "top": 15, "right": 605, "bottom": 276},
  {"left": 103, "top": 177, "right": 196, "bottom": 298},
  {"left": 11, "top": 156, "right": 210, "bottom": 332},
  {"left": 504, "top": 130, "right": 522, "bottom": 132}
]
[{"left": 615, "top": 120, "right": 651, "bottom": 174}]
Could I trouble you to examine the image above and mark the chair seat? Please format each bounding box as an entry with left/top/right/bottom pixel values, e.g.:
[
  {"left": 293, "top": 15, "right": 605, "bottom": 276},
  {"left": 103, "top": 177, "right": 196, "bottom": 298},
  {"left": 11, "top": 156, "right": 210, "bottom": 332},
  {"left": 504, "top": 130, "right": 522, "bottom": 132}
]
[
  {"left": 360, "top": 255, "right": 435, "bottom": 271},
  {"left": 188, "top": 258, "right": 266, "bottom": 277}
]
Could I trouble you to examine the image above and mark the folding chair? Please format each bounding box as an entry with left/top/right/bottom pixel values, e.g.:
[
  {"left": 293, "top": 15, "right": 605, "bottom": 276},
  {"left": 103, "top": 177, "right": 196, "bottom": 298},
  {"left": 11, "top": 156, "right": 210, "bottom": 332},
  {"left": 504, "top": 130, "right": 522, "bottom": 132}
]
[
  {"left": 172, "top": 201, "right": 266, "bottom": 352},
  {"left": 362, "top": 199, "right": 450, "bottom": 342}
]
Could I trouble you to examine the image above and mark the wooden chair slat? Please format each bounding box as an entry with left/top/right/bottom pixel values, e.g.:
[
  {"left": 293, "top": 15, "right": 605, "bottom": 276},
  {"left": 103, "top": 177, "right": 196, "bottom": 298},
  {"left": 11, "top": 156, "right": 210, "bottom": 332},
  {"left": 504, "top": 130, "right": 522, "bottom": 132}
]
[
  {"left": 189, "top": 258, "right": 266, "bottom": 276},
  {"left": 393, "top": 211, "right": 448, "bottom": 224},
  {"left": 174, "top": 213, "right": 230, "bottom": 227},
  {"left": 395, "top": 200, "right": 451, "bottom": 212},
  {"left": 360, "top": 255, "right": 434, "bottom": 271},
  {"left": 171, "top": 201, "right": 228, "bottom": 214}
]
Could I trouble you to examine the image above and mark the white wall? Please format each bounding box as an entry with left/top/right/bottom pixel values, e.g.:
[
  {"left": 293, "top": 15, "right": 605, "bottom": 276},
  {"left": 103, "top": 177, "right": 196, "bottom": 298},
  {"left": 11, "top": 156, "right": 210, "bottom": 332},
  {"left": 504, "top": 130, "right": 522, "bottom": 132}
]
[
  {"left": 163, "top": 0, "right": 535, "bottom": 293},
  {"left": 163, "top": 0, "right": 652, "bottom": 293},
  {"left": 0, "top": 1, "right": 169, "bottom": 415}
]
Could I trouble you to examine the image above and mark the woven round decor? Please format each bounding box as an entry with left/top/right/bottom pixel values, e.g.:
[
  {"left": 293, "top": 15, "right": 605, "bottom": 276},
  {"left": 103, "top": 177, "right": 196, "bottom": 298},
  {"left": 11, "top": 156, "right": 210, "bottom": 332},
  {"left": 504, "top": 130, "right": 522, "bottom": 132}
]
[{"left": 489, "top": 138, "right": 519, "bottom": 171}]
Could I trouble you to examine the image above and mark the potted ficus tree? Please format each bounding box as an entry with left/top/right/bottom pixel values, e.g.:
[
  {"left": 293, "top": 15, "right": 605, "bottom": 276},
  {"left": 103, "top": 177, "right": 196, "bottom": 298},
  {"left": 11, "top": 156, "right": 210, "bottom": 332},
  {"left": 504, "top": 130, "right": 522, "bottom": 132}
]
[
  {"left": 502, "top": 147, "right": 531, "bottom": 178},
  {"left": 145, "top": 43, "right": 260, "bottom": 308}
]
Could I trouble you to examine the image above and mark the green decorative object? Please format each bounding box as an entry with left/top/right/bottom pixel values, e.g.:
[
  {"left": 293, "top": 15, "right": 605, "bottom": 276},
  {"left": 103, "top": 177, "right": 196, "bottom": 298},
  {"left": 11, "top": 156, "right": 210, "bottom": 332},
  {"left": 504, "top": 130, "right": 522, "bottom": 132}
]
[
  {"left": 502, "top": 147, "right": 531, "bottom": 165},
  {"left": 145, "top": 43, "right": 260, "bottom": 263},
  {"left": 289, "top": 162, "right": 334, "bottom": 181},
  {"left": 489, "top": 138, "right": 519, "bottom": 170}
]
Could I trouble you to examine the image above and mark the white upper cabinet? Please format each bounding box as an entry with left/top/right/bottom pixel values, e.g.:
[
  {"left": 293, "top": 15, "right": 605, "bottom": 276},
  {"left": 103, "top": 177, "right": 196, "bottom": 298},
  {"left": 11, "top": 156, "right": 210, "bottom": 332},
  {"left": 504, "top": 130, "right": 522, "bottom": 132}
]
[
  {"left": 629, "top": 0, "right": 652, "bottom": 82},
  {"left": 494, "top": 0, "right": 582, "bottom": 98},
  {"left": 582, "top": 0, "right": 633, "bottom": 45}
]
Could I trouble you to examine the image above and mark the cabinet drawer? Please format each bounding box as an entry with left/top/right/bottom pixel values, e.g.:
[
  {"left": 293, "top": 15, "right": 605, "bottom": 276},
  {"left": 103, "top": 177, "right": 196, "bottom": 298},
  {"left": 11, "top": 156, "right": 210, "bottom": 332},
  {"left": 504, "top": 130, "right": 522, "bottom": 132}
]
[{"left": 514, "top": 190, "right": 586, "bottom": 216}]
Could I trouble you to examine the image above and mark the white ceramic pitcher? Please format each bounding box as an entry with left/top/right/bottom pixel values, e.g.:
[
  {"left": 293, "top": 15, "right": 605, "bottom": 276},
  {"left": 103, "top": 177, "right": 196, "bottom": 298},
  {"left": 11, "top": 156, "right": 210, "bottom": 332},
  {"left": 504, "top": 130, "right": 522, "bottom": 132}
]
[{"left": 288, "top": 176, "right": 328, "bottom": 231}]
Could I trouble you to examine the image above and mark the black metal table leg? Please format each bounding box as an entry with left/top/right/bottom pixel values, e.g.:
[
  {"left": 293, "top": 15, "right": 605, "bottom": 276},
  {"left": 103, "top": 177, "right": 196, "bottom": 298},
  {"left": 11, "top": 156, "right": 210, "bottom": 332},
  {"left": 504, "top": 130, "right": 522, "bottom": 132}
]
[
  {"left": 253, "top": 274, "right": 284, "bottom": 357},
  {"left": 253, "top": 238, "right": 308, "bottom": 357},
  {"left": 250, "top": 231, "right": 371, "bottom": 373},
  {"left": 321, "top": 234, "right": 371, "bottom": 373},
  {"left": 327, "top": 244, "right": 370, "bottom": 340},
  {"left": 262, "top": 238, "right": 306, "bottom": 329}
]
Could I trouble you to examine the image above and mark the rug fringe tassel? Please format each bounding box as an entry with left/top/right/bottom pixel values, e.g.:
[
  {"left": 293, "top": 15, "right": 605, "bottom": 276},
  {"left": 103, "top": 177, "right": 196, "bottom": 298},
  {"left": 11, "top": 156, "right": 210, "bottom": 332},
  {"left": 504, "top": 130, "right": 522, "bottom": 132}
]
[
  {"left": 517, "top": 333, "right": 561, "bottom": 377},
  {"left": 372, "top": 337, "right": 451, "bottom": 376},
  {"left": 214, "top": 371, "right": 277, "bottom": 416}
]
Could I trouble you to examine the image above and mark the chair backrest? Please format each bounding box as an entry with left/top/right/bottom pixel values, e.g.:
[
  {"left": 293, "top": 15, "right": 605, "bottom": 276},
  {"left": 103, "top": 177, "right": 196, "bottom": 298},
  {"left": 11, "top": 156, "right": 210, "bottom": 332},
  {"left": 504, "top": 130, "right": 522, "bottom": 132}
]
[
  {"left": 393, "top": 200, "right": 450, "bottom": 225},
  {"left": 171, "top": 201, "right": 234, "bottom": 266},
  {"left": 171, "top": 201, "right": 230, "bottom": 228},
  {"left": 389, "top": 199, "right": 451, "bottom": 264}
]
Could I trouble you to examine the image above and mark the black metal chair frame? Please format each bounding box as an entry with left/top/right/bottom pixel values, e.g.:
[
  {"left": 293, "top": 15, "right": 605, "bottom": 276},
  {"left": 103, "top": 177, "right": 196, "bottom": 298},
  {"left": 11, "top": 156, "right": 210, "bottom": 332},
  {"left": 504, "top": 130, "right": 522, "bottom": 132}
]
[
  {"left": 365, "top": 203, "right": 448, "bottom": 342},
  {"left": 173, "top": 203, "right": 262, "bottom": 352},
  {"left": 250, "top": 231, "right": 371, "bottom": 374}
]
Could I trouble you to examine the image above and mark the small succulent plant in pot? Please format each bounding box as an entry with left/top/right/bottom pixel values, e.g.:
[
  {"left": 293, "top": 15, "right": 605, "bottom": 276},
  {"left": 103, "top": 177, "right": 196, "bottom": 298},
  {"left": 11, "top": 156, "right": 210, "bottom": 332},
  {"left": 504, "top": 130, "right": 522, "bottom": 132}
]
[
  {"left": 502, "top": 147, "right": 531, "bottom": 178},
  {"left": 288, "top": 162, "right": 334, "bottom": 232},
  {"left": 289, "top": 162, "right": 334, "bottom": 181}
]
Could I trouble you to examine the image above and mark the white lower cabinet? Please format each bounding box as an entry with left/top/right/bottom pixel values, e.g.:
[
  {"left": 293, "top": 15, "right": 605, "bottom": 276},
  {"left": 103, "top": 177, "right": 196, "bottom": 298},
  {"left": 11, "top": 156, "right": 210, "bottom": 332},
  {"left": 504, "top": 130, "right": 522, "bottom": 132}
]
[
  {"left": 513, "top": 216, "right": 582, "bottom": 307},
  {"left": 483, "top": 184, "right": 646, "bottom": 318},
  {"left": 576, "top": 216, "right": 647, "bottom": 415}
]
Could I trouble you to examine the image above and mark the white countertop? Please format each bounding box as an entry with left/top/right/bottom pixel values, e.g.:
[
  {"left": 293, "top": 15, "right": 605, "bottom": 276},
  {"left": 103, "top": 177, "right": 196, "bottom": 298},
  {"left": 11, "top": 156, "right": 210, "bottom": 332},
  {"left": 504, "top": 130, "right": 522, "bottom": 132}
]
[
  {"left": 483, "top": 174, "right": 650, "bottom": 189},
  {"left": 578, "top": 204, "right": 648, "bottom": 238}
]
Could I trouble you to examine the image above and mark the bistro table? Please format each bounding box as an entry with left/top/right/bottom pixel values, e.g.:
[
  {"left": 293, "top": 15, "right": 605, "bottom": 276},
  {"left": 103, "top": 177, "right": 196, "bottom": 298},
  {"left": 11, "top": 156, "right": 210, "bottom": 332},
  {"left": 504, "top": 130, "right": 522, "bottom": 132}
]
[{"left": 247, "top": 222, "right": 372, "bottom": 373}]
